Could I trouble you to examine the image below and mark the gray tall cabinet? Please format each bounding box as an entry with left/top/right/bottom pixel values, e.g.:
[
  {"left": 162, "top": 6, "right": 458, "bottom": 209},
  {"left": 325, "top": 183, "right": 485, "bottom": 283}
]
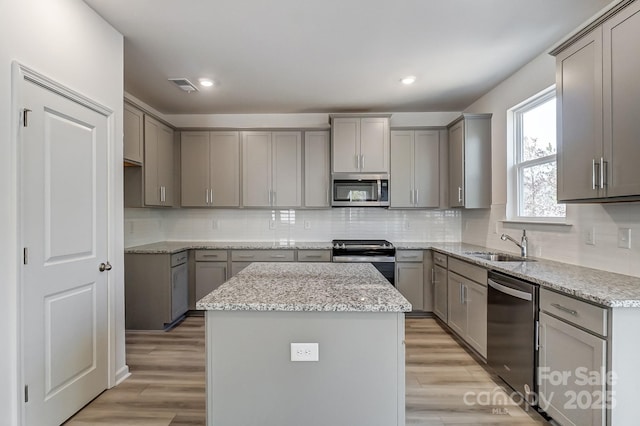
[
  {"left": 553, "top": 0, "right": 640, "bottom": 202},
  {"left": 181, "top": 131, "right": 240, "bottom": 207},
  {"left": 447, "top": 114, "right": 492, "bottom": 209},
  {"left": 242, "top": 131, "right": 302, "bottom": 207},
  {"left": 390, "top": 130, "right": 440, "bottom": 208}
]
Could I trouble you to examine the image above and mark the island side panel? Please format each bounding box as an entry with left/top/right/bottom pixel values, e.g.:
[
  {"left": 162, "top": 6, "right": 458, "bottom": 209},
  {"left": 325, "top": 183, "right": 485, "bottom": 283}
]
[{"left": 206, "top": 310, "right": 405, "bottom": 426}]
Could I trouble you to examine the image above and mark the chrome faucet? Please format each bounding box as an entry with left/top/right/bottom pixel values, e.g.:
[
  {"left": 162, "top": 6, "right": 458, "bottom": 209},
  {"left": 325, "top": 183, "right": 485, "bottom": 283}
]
[{"left": 501, "top": 230, "right": 528, "bottom": 258}]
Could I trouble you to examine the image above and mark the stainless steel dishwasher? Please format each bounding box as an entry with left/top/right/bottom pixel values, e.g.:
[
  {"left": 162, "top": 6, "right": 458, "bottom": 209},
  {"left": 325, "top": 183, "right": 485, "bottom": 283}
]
[{"left": 487, "top": 271, "right": 539, "bottom": 407}]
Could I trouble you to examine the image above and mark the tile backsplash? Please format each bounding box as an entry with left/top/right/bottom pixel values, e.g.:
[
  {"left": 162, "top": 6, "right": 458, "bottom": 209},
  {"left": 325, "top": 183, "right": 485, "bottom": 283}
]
[
  {"left": 125, "top": 208, "right": 461, "bottom": 246},
  {"left": 462, "top": 203, "right": 640, "bottom": 278}
]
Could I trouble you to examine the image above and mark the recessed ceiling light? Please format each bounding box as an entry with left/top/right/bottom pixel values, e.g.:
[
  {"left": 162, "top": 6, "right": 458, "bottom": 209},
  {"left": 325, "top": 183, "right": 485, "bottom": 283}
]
[
  {"left": 401, "top": 76, "right": 417, "bottom": 85},
  {"left": 199, "top": 78, "right": 214, "bottom": 87}
]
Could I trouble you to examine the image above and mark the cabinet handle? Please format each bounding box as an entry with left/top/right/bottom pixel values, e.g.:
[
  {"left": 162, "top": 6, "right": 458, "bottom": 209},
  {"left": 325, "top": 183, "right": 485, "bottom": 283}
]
[
  {"left": 159, "top": 186, "right": 163, "bottom": 203},
  {"left": 210, "top": 189, "right": 214, "bottom": 205},
  {"left": 550, "top": 303, "right": 578, "bottom": 316},
  {"left": 202, "top": 254, "right": 219, "bottom": 258},
  {"left": 304, "top": 255, "right": 323, "bottom": 259},
  {"left": 267, "top": 190, "right": 272, "bottom": 206},
  {"left": 415, "top": 189, "right": 419, "bottom": 205},
  {"left": 270, "top": 255, "right": 286, "bottom": 259},
  {"left": 592, "top": 159, "right": 598, "bottom": 189},
  {"left": 355, "top": 154, "right": 359, "bottom": 169},
  {"left": 205, "top": 189, "right": 209, "bottom": 204},
  {"left": 238, "top": 255, "right": 255, "bottom": 259},
  {"left": 361, "top": 155, "right": 365, "bottom": 170},
  {"left": 601, "top": 158, "right": 607, "bottom": 189},
  {"left": 409, "top": 189, "right": 414, "bottom": 204},
  {"left": 273, "top": 191, "right": 277, "bottom": 206},
  {"left": 458, "top": 186, "right": 463, "bottom": 203}
]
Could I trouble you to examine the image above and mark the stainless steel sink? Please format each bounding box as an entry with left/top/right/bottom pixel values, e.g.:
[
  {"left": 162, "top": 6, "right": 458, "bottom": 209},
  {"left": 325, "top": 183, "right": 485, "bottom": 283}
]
[{"left": 465, "top": 252, "right": 536, "bottom": 262}]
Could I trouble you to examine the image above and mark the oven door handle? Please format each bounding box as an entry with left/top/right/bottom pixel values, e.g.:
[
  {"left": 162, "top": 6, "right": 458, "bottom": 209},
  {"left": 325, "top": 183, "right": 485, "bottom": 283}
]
[{"left": 488, "top": 279, "right": 532, "bottom": 301}]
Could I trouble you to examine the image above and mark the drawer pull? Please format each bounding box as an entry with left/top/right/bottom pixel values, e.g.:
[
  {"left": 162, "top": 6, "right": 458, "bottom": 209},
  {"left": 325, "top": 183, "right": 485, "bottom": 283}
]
[
  {"left": 551, "top": 303, "right": 578, "bottom": 316},
  {"left": 303, "top": 255, "right": 323, "bottom": 258},
  {"left": 270, "top": 255, "right": 286, "bottom": 259},
  {"left": 238, "top": 255, "right": 255, "bottom": 259},
  {"left": 202, "top": 255, "right": 219, "bottom": 258}
]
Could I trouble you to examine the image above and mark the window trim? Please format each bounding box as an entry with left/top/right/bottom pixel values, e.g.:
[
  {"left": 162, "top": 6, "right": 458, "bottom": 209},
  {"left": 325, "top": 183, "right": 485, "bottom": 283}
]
[{"left": 508, "top": 86, "right": 566, "bottom": 222}]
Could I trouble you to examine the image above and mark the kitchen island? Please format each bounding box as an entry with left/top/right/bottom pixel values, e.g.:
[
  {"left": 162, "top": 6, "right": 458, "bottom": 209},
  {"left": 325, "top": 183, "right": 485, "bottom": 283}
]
[{"left": 196, "top": 262, "right": 411, "bottom": 426}]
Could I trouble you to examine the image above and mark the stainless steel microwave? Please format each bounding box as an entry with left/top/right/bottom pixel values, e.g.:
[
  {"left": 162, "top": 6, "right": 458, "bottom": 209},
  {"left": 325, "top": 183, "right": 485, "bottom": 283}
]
[{"left": 332, "top": 174, "right": 389, "bottom": 207}]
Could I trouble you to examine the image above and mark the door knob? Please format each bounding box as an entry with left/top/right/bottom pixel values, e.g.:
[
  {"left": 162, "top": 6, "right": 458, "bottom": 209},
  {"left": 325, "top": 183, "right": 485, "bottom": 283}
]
[{"left": 99, "top": 262, "right": 112, "bottom": 272}]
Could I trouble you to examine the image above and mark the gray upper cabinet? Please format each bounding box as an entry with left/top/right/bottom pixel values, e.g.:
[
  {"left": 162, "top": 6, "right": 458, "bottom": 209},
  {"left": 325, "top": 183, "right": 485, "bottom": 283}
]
[
  {"left": 390, "top": 130, "right": 440, "bottom": 208},
  {"left": 123, "top": 103, "right": 143, "bottom": 164},
  {"left": 242, "top": 131, "right": 302, "bottom": 208},
  {"left": 304, "top": 131, "right": 331, "bottom": 208},
  {"left": 330, "top": 115, "right": 390, "bottom": 174},
  {"left": 144, "top": 115, "right": 174, "bottom": 206},
  {"left": 447, "top": 114, "right": 492, "bottom": 209},
  {"left": 181, "top": 131, "right": 240, "bottom": 207},
  {"left": 553, "top": 1, "right": 640, "bottom": 202}
]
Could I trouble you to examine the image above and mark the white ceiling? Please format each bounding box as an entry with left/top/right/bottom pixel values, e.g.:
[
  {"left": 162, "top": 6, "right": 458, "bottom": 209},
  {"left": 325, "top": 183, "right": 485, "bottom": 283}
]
[{"left": 84, "top": 0, "right": 612, "bottom": 114}]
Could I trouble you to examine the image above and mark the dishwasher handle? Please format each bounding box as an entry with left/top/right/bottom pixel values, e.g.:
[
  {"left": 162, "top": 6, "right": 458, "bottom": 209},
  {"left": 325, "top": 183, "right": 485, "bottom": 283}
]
[{"left": 488, "top": 279, "right": 532, "bottom": 301}]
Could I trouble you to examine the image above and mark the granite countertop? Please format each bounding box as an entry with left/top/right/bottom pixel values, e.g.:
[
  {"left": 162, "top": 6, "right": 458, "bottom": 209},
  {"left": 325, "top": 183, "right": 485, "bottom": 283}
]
[
  {"left": 196, "top": 262, "right": 411, "bottom": 313},
  {"left": 125, "top": 241, "right": 332, "bottom": 254},
  {"left": 399, "top": 242, "right": 640, "bottom": 308},
  {"left": 126, "top": 239, "right": 640, "bottom": 308}
]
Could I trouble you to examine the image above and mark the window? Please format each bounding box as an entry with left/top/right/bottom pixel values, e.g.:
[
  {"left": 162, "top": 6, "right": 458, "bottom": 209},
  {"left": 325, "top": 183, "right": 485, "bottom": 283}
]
[{"left": 511, "top": 88, "right": 566, "bottom": 220}]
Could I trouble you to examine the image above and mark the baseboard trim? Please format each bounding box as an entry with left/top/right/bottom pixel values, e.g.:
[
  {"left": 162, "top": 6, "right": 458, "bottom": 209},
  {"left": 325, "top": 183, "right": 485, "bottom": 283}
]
[{"left": 115, "top": 365, "right": 131, "bottom": 386}]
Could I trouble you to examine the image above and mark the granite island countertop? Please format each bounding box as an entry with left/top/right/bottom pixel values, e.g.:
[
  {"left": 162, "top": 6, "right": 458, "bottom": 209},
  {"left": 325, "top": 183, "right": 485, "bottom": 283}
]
[{"left": 196, "top": 262, "right": 411, "bottom": 312}]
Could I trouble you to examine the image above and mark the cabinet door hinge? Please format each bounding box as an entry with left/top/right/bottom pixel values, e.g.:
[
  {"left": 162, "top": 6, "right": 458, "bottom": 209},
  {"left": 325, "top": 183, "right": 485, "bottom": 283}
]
[
  {"left": 24, "top": 385, "right": 29, "bottom": 403},
  {"left": 22, "top": 108, "right": 32, "bottom": 127},
  {"left": 23, "top": 247, "right": 29, "bottom": 265}
]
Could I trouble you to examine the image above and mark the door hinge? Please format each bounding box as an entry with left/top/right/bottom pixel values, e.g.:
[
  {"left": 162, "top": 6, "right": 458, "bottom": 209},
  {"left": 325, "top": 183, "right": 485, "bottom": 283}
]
[
  {"left": 24, "top": 385, "right": 29, "bottom": 403},
  {"left": 22, "top": 108, "right": 32, "bottom": 127},
  {"left": 23, "top": 247, "right": 29, "bottom": 265}
]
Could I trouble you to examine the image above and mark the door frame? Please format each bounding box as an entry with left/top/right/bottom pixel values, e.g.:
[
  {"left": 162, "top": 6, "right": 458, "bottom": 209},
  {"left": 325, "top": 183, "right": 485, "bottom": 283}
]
[{"left": 12, "top": 62, "right": 119, "bottom": 425}]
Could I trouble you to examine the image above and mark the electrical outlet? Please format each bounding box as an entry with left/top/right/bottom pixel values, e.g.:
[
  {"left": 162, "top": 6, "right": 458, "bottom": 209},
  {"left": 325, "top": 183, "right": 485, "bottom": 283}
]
[
  {"left": 618, "top": 227, "right": 631, "bottom": 249},
  {"left": 290, "top": 343, "right": 319, "bottom": 362},
  {"left": 585, "top": 228, "right": 596, "bottom": 246},
  {"left": 304, "top": 220, "right": 311, "bottom": 230},
  {"left": 269, "top": 219, "right": 276, "bottom": 230}
]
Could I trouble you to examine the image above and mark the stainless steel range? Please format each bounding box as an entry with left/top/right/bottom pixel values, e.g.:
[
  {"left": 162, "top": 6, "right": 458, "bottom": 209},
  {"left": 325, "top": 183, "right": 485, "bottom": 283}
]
[{"left": 331, "top": 239, "right": 395, "bottom": 285}]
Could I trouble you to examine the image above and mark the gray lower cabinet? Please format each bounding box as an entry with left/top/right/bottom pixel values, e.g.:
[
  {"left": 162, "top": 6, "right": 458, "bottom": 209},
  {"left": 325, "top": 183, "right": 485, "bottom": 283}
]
[
  {"left": 395, "top": 250, "right": 424, "bottom": 311},
  {"left": 432, "top": 252, "right": 448, "bottom": 322},
  {"left": 297, "top": 249, "right": 331, "bottom": 262},
  {"left": 125, "top": 251, "right": 188, "bottom": 330},
  {"left": 194, "top": 250, "right": 228, "bottom": 302},
  {"left": 446, "top": 258, "right": 488, "bottom": 358},
  {"left": 538, "top": 288, "right": 607, "bottom": 426}
]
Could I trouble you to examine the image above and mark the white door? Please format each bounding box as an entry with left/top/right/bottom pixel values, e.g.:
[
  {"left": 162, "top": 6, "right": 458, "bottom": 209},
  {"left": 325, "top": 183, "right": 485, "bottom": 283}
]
[{"left": 22, "top": 78, "right": 109, "bottom": 426}]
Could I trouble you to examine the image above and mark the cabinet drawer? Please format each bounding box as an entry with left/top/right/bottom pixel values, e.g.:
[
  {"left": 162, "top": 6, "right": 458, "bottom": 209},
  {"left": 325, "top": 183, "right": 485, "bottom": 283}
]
[
  {"left": 170, "top": 251, "right": 188, "bottom": 267},
  {"left": 540, "top": 288, "right": 608, "bottom": 336},
  {"left": 297, "top": 250, "right": 331, "bottom": 262},
  {"left": 231, "top": 250, "right": 295, "bottom": 262},
  {"left": 448, "top": 257, "right": 487, "bottom": 286},
  {"left": 195, "top": 250, "right": 228, "bottom": 262},
  {"left": 433, "top": 251, "right": 448, "bottom": 268},
  {"left": 396, "top": 250, "right": 423, "bottom": 262}
]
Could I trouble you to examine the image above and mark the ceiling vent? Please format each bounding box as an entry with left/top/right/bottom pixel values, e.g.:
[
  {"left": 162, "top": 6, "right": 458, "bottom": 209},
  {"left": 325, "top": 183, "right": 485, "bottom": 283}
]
[{"left": 168, "top": 78, "right": 199, "bottom": 93}]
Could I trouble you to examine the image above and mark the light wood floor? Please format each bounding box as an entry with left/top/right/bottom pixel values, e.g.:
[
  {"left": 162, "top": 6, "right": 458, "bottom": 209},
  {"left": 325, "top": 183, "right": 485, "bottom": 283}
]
[{"left": 66, "top": 316, "right": 547, "bottom": 425}]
